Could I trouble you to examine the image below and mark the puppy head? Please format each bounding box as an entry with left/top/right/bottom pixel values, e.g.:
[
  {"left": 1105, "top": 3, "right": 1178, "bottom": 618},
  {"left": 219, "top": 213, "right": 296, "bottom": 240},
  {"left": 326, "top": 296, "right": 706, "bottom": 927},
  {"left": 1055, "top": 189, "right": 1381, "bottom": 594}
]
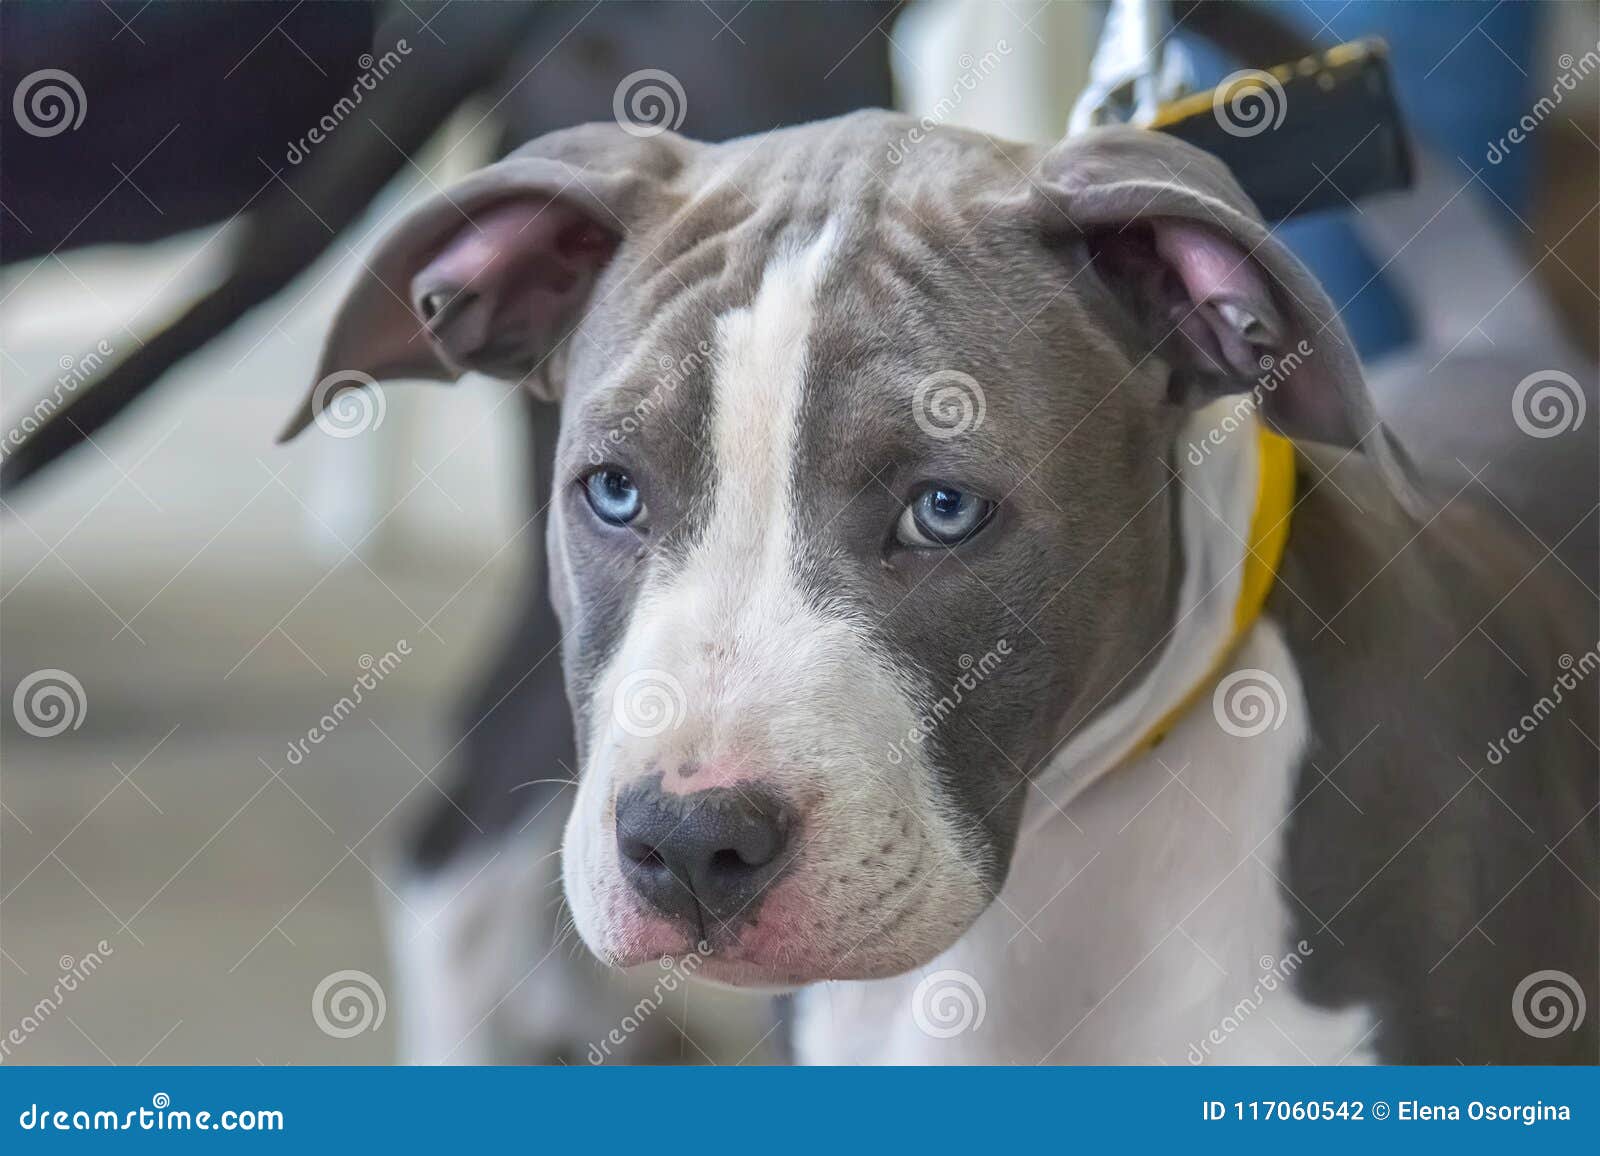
[{"left": 287, "top": 113, "right": 1405, "bottom": 986}]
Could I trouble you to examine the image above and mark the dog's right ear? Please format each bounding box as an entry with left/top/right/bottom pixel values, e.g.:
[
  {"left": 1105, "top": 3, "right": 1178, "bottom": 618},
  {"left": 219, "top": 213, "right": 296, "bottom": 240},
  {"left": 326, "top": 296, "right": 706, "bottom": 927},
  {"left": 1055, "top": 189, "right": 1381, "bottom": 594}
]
[
  {"left": 1022, "top": 126, "right": 1426, "bottom": 516},
  {"left": 278, "top": 124, "right": 690, "bottom": 441}
]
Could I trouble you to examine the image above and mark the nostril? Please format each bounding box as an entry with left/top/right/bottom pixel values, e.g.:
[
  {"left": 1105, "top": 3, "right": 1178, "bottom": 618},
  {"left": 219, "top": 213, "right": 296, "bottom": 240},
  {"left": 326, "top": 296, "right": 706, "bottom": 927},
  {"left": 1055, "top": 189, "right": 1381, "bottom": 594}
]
[
  {"left": 710, "top": 847, "right": 749, "bottom": 874},
  {"left": 614, "top": 780, "right": 794, "bottom": 927},
  {"left": 618, "top": 831, "right": 664, "bottom": 868}
]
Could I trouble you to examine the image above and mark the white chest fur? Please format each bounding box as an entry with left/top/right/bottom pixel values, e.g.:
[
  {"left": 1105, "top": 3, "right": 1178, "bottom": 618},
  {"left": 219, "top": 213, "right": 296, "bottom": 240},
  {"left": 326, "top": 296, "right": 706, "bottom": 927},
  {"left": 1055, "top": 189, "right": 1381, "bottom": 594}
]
[{"left": 794, "top": 618, "right": 1378, "bottom": 1064}]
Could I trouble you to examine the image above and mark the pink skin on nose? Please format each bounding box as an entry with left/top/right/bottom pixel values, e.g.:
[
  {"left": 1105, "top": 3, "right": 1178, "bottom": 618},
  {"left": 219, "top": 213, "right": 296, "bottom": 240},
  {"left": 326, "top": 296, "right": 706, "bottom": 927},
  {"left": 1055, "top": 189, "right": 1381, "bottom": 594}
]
[{"left": 656, "top": 758, "right": 768, "bottom": 796}]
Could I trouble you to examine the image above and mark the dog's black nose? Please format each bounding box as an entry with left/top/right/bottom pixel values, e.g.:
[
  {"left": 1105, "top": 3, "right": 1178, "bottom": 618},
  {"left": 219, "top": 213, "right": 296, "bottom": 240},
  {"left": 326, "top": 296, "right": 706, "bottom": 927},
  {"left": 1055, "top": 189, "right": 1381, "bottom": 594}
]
[{"left": 615, "top": 779, "right": 793, "bottom": 931}]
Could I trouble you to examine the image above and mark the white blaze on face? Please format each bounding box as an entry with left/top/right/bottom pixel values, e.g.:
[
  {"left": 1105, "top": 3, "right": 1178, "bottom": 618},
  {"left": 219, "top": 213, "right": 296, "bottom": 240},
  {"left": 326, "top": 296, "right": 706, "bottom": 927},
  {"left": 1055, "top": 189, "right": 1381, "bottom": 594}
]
[
  {"left": 706, "top": 219, "right": 839, "bottom": 588},
  {"left": 593, "top": 220, "right": 850, "bottom": 784},
  {"left": 563, "top": 221, "right": 991, "bottom": 968}
]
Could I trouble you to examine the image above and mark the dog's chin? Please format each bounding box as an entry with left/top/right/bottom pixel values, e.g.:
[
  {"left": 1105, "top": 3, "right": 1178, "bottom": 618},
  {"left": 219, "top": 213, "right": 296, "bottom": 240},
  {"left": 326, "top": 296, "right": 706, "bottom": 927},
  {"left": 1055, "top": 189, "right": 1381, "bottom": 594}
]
[
  {"left": 625, "top": 954, "right": 806, "bottom": 993},
  {"left": 592, "top": 899, "right": 979, "bottom": 988},
  {"left": 605, "top": 942, "right": 938, "bottom": 990}
]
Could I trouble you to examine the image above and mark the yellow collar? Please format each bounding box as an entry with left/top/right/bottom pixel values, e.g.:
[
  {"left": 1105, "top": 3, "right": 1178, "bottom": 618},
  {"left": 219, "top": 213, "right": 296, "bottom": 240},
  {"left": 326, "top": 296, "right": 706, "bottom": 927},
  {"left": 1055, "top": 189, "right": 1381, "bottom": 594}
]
[{"left": 1127, "top": 424, "right": 1297, "bottom": 757}]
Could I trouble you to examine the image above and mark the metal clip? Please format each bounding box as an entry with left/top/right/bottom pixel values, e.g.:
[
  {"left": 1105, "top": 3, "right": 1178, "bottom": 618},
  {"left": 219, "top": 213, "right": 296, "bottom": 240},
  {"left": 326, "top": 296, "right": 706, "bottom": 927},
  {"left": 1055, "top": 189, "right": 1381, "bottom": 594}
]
[{"left": 1068, "top": 0, "right": 1193, "bottom": 135}]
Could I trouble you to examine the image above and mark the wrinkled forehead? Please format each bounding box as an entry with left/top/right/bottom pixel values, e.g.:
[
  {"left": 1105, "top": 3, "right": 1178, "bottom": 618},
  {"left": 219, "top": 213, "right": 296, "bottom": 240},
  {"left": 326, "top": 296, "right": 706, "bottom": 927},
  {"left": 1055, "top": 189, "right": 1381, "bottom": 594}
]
[{"left": 559, "top": 141, "right": 1132, "bottom": 500}]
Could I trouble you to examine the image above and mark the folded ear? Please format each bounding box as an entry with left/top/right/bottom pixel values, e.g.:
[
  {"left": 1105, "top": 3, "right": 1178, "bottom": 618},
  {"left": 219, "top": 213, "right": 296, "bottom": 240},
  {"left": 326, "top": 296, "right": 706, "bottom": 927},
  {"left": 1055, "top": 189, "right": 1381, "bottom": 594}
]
[
  {"left": 279, "top": 124, "right": 690, "bottom": 441},
  {"left": 1026, "top": 126, "right": 1422, "bottom": 511}
]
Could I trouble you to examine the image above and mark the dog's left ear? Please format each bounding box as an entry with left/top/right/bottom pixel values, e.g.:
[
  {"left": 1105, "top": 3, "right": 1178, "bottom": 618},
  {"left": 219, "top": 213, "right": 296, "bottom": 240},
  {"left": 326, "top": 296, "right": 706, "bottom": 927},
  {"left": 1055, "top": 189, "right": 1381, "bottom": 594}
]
[
  {"left": 1027, "top": 127, "right": 1421, "bottom": 509},
  {"left": 277, "top": 124, "right": 690, "bottom": 440}
]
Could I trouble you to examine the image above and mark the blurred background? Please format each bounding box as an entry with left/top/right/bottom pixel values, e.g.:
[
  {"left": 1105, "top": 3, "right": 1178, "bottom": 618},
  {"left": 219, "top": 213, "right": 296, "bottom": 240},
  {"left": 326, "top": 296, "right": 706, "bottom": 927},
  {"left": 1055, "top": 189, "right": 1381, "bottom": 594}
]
[{"left": 1, "top": 0, "right": 1595, "bottom": 1064}]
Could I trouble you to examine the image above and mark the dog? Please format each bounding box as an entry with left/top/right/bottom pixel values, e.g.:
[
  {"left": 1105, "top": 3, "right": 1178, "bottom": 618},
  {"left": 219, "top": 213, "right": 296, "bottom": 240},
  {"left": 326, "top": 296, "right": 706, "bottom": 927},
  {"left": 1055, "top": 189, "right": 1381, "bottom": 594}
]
[{"left": 283, "top": 111, "right": 1598, "bottom": 1064}]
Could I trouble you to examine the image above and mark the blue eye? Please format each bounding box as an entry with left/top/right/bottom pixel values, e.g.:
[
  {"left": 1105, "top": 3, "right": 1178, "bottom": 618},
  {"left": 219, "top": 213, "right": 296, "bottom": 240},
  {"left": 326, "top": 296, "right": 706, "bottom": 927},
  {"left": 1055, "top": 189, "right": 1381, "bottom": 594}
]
[
  {"left": 582, "top": 468, "right": 643, "bottom": 526},
  {"left": 897, "top": 485, "right": 994, "bottom": 548}
]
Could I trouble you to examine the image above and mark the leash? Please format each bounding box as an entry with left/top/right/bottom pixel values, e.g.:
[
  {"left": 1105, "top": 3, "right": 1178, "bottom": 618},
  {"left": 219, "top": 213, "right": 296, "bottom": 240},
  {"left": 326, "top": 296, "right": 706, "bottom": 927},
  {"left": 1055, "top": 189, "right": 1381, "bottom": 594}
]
[
  {"left": 1063, "top": 0, "right": 1383, "bottom": 770},
  {"left": 1069, "top": 0, "right": 1412, "bottom": 224},
  {"left": 1122, "top": 425, "right": 1296, "bottom": 762}
]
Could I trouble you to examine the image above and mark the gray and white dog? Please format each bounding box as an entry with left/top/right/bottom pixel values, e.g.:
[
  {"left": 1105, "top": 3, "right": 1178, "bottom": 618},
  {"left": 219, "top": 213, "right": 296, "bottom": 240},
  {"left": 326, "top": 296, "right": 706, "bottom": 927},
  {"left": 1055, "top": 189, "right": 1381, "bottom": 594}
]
[{"left": 285, "top": 112, "right": 1597, "bottom": 1064}]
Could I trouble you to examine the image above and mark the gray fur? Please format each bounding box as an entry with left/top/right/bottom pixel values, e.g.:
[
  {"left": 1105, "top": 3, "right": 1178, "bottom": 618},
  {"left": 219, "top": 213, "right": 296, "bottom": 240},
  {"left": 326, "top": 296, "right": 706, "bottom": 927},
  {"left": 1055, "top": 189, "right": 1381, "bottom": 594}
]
[
  {"left": 1275, "top": 446, "right": 1596, "bottom": 1063},
  {"left": 288, "top": 110, "right": 1597, "bottom": 1063}
]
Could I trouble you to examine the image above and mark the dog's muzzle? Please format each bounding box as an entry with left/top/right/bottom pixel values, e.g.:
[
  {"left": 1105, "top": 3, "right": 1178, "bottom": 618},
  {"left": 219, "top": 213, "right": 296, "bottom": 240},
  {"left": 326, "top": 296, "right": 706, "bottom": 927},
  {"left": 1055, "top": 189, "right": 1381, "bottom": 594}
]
[{"left": 615, "top": 778, "right": 796, "bottom": 932}]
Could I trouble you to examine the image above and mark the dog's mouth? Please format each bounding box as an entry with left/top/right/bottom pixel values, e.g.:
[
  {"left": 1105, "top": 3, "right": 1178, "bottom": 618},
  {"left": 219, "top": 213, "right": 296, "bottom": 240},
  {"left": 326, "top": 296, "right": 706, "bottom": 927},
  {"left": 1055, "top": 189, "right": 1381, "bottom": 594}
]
[
  {"left": 596, "top": 862, "right": 950, "bottom": 988},
  {"left": 563, "top": 686, "right": 1004, "bottom": 987}
]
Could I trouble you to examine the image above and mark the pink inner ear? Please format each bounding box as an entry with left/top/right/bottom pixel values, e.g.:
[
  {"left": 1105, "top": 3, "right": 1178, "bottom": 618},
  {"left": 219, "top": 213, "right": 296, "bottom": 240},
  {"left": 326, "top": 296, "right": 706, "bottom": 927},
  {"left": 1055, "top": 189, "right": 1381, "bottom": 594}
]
[
  {"left": 417, "top": 202, "right": 546, "bottom": 289},
  {"left": 411, "top": 199, "right": 619, "bottom": 374},
  {"left": 1152, "top": 220, "right": 1285, "bottom": 347}
]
